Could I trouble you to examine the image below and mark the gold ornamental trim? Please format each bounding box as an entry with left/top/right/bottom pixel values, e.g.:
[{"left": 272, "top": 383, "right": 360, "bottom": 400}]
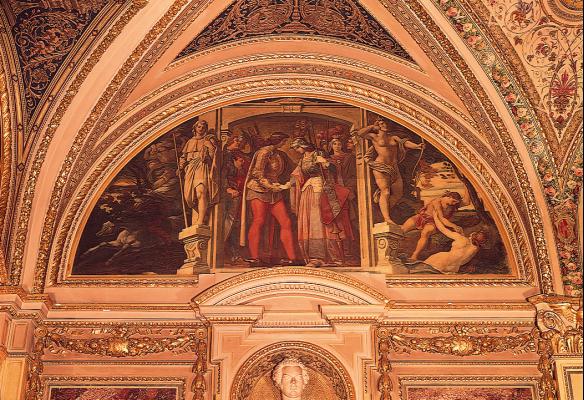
[
  {"left": 376, "top": 324, "right": 538, "bottom": 399},
  {"left": 26, "top": 322, "right": 209, "bottom": 400},
  {"left": 0, "top": 59, "right": 11, "bottom": 283}
]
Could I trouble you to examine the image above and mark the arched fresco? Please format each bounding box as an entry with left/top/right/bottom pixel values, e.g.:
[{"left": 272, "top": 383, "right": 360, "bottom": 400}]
[{"left": 73, "top": 98, "right": 509, "bottom": 277}]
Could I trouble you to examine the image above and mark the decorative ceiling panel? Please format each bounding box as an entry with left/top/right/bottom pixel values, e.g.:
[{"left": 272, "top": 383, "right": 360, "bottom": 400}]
[
  {"left": 474, "top": 0, "right": 582, "bottom": 141},
  {"left": 4, "top": 0, "right": 109, "bottom": 119},
  {"left": 175, "top": 0, "right": 415, "bottom": 63}
]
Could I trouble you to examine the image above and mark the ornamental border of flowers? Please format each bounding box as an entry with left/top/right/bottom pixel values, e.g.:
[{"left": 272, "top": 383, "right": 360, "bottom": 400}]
[{"left": 433, "top": 0, "right": 582, "bottom": 295}]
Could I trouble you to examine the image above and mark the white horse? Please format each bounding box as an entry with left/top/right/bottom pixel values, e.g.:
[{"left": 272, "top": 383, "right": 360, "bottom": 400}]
[{"left": 81, "top": 221, "right": 142, "bottom": 265}]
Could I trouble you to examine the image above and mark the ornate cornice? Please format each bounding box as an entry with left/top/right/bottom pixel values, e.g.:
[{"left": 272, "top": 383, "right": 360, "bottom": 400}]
[
  {"left": 194, "top": 266, "right": 389, "bottom": 305},
  {"left": 26, "top": 322, "right": 209, "bottom": 400},
  {"left": 376, "top": 324, "right": 538, "bottom": 399}
]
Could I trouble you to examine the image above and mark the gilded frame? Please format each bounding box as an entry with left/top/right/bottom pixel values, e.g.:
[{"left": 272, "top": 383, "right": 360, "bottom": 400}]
[
  {"left": 399, "top": 376, "right": 540, "bottom": 400},
  {"left": 43, "top": 376, "right": 185, "bottom": 400}
]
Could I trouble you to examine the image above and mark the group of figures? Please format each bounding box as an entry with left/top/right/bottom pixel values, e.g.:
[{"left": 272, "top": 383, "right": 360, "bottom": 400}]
[
  {"left": 180, "top": 118, "right": 360, "bottom": 267},
  {"left": 74, "top": 105, "right": 508, "bottom": 276},
  {"left": 180, "top": 115, "right": 491, "bottom": 273}
]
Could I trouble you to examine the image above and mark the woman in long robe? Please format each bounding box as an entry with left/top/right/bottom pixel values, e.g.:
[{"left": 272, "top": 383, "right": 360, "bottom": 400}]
[{"left": 289, "top": 139, "right": 353, "bottom": 266}]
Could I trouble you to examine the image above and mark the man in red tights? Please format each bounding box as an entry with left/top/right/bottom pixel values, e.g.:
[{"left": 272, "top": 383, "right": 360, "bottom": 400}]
[{"left": 240, "top": 132, "right": 299, "bottom": 266}]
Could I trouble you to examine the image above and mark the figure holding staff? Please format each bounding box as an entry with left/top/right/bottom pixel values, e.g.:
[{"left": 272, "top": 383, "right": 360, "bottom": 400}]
[{"left": 176, "top": 119, "right": 220, "bottom": 226}]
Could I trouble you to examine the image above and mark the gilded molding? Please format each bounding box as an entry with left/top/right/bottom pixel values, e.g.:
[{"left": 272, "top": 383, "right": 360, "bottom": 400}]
[
  {"left": 0, "top": 54, "right": 12, "bottom": 283},
  {"left": 42, "top": 376, "right": 186, "bottom": 400},
  {"left": 8, "top": 0, "right": 149, "bottom": 286},
  {"left": 377, "top": 325, "right": 536, "bottom": 357},
  {"left": 376, "top": 324, "right": 538, "bottom": 399},
  {"left": 26, "top": 322, "right": 209, "bottom": 400}
]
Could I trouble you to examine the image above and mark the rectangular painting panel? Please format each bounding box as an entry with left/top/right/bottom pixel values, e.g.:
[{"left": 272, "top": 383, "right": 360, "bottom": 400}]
[
  {"left": 49, "top": 387, "right": 178, "bottom": 400},
  {"left": 406, "top": 386, "right": 534, "bottom": 400}
]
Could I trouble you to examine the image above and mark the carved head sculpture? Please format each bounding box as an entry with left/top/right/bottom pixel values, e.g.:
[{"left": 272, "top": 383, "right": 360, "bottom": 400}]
[{"left": 272, "top": 357, "right": 310, "bottom": 399}]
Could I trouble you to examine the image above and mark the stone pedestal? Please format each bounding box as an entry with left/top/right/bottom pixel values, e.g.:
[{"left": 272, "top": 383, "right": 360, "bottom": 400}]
[
  {"left": 177, "top": 224, "right": 211, "bottom": 275},
  {"left": 372, "top": 222, "right": 406, "bottom": 273}
]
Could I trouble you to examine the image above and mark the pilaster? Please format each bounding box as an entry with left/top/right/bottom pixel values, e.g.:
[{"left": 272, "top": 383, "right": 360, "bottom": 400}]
[{"left": 530, "top": 294, "right": 583, "bottom": 400}]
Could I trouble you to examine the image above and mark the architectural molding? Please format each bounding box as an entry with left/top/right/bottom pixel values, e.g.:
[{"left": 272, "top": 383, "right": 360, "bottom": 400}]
[{"left": 25, "top": 322, "right": 209, "bottom": 400}]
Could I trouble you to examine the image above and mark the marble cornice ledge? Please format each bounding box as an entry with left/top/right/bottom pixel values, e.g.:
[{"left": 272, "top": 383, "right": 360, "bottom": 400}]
[
  {"left": 0, "top": 288, "right": 51, "bottom": 322},
  {"left": 379, "top": 301, "right": 536, "bottom": 326}
]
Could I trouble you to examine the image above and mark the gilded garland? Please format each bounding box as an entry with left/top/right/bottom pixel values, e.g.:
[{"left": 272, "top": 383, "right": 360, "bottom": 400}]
[
  {"left": 25, "top": 324, "right": 209, "bottom": 400},
  {"left": 376, "top": 325, "right": 538, "bottom": 399}
]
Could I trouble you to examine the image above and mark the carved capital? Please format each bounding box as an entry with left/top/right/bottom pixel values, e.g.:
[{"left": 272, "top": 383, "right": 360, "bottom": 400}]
[{"left": 530, "top": 294, "right": 583, "bottom": 355}]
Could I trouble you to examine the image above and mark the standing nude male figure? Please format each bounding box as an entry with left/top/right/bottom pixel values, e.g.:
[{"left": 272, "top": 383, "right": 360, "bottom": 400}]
[{"left": 356, "top": 117, "right": 423, "bottom": 225}]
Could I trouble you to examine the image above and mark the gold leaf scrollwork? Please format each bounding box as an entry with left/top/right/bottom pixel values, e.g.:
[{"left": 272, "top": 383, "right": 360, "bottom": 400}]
[
  {"left": 25, "top": 324, "right": 209, "bottom": 400},
  {"left": 375, "top": 325, "right": 537, "bottom": 400},
  {"left": 536, "top": 332, "right": 558, "bottom": 400}
]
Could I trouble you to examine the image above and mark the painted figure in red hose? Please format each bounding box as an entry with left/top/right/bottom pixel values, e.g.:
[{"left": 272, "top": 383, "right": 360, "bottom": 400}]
[
  {"left": 401, "top": 191, "right": 464, "bottom": 260},
  {"left": 240, "top": 132, "right": 298, "bottom": 266}
]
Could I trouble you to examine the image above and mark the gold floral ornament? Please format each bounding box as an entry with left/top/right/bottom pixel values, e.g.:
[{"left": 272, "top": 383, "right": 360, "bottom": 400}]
[
  {"left": 25, "top": 324, "right": 209, "bottom": 400},
  {"left": 376, "top": 325, "right": 537, "bottom": 400}
]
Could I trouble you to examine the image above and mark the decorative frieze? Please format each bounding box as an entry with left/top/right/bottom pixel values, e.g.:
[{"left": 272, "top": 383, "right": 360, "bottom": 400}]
[
  {"left": 376, "top": 324, "right": 538, "bottom": 399},
  {"left": 25, "top": 323, "right": 209, "bottom": 400}
]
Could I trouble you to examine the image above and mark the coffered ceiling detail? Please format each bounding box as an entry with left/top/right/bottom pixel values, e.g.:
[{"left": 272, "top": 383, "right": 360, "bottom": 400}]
[
  {"left": 1, "top": 0, "right": 110, "bottom": 121},
  {"left": 175, "top": 0, "right": 415, "bottom": 63}
]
